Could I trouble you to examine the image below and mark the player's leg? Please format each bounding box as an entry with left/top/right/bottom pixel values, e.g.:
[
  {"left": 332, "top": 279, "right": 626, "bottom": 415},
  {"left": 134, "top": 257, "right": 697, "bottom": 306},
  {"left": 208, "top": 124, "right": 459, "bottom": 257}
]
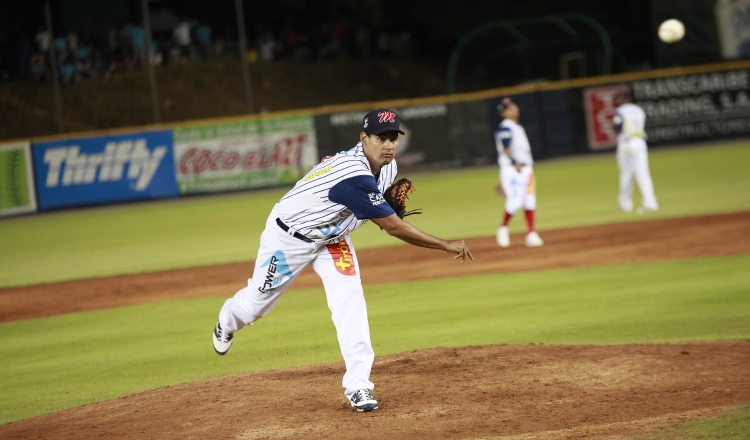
[
  {"left": 214, "top": 207, "right": 315, "bottom": 354},
  {"left": 496, "top": 168, "right": 511, "bottom": 247},
  {"left": 497, "top": 166, "right": 522, "bottom": 247},
  {"left": 632, "top": 141, "right": 659, "bottom": 212},
  {"left": 617, "top": 143, "right": 635, "bottom": 212},
  {"left": 521, "top": 167, "right": 537, "bottom": 231},
  {"left": 217, "top": 230, "right": 309, "bottom": 331},
  {"left": 520, "top": 168, "right": 543, "bottom": 247},
  {"left": 311, "top": 237, "right": 377, "bottom": 411},
  {"left": 502, "top": 166, "right": 524, "bottom": 216}
]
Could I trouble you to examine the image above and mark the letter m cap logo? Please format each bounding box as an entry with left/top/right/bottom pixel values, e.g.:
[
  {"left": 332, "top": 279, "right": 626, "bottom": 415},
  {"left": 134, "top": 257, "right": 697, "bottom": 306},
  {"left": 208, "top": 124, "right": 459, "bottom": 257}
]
[{"left": 378, "top": 111, "right": 396, "bottom": 123}]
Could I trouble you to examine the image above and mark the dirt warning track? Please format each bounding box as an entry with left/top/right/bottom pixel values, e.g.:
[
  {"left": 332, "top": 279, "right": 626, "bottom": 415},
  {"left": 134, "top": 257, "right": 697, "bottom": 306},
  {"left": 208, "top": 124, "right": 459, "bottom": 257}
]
[{"left": 2, "top": 211, "right": 749, "bottom": 323}]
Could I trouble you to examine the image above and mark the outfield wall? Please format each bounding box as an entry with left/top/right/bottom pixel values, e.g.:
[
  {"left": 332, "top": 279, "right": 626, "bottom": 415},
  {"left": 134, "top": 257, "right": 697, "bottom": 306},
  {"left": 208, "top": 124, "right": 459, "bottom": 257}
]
[
  {"left": 0, "top": 141, "right": 37, "bottom": 218},
  {"left": 2, "top": 60, "right": 749, "bottom": 216}
]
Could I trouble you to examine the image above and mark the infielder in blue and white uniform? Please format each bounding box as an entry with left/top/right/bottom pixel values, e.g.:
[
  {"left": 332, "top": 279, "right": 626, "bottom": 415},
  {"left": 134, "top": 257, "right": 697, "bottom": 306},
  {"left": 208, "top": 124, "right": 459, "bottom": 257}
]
[
  {"left": 613, "top": 92, "right": 658, "bottom": 214},
  {"left": 493, "top": 97, "right": 543, "bottom": 248},
  {"left": 212, "top": 108, "right": 473, "bottom": 413}
]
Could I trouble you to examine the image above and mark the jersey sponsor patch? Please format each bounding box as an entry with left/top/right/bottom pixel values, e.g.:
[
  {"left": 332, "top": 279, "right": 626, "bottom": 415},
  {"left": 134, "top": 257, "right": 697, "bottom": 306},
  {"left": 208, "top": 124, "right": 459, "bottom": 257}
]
[
  {"left": 303, "top": 165, "right": 332, "bottom": 181},
  {"left": 327, "top": 240, "right": 356, "bottom": 276},
  {"left": 317, "top": 223, "right": 342, "bottom": 237},
  {"left": 369, "top": 192, "right": 386, "bottom": 206}
]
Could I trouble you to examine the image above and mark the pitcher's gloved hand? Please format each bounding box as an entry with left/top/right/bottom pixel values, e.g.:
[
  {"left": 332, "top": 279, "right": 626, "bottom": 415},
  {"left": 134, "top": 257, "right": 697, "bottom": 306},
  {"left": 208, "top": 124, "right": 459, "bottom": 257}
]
[{"left": 384, "top": 177, "right": 422, "bottom": 219}]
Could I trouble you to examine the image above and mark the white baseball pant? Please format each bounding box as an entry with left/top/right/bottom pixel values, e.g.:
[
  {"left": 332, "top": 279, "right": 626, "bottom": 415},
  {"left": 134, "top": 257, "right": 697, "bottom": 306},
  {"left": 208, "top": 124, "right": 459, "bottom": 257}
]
[
  {"left": 617, "top": 138, "right": 658, "bottom": 212},
  {"left": 500, "top": 164, "right": 537, "bottom": 215},
  {"left": 218, "top": 204, "right": 374, "bottom": 397}
]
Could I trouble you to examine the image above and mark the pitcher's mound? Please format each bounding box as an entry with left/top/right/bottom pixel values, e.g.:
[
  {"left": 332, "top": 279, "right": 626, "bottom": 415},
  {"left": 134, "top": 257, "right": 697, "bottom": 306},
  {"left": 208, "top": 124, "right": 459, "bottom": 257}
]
[{"left": 3, "top": 342, "right": 749, "bottom": 439}]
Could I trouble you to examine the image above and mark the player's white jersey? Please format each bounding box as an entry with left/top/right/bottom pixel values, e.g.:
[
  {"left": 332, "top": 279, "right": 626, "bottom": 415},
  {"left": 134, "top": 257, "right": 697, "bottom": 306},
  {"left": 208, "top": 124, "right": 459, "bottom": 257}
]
[
  {"left": 277, "top": 142, "right": 397, "bottom": 243},
  {"left": 614, "top": 103, "right": 647, "bottom": 141},
  {"left": 494, "top": 119, "right": 533, "bottom": 167}
]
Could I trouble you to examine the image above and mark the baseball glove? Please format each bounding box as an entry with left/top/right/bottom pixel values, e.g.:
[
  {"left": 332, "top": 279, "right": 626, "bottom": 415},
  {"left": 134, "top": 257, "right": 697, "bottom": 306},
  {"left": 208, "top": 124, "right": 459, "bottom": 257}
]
[
  {"left": 494, "top": 183, "right": 506, "bottom": 199},
  {"left": 384, "top": 177, "right": 422, "bottom": 219}
]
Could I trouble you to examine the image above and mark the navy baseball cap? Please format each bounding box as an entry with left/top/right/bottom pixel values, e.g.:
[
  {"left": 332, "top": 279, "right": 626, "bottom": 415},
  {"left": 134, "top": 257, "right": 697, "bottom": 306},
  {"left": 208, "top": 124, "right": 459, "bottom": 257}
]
[
  {"left": 362, "top": 108, "right": 405, "bottom": 135},
  {"left": 496, "top": 97, "right": 513, "bottom": 112}
]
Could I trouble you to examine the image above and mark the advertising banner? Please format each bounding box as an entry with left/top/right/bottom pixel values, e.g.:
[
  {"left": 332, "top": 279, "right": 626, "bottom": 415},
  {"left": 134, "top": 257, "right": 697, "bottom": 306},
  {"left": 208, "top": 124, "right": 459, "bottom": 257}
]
[
  {"left": 316, "top": 104, "right": 483, "bottom": 170},
  {"left": 0, "top": 141, "right": 37, "bottom": 217},
  {"left": 631, "top": 69, "right": 750, "bottom": 143},
  {"left": 583, "top": 84, "right": 630, "bottom": 150},
  {"left": 33, "top": 130, "right": 177, "bottom": 210},
  {"left": 583, "top": 69, "right": 750, "bottom": 148},
  {"left": 316, "top": 109, "right": 369, "bottom": 159},
  {"left": 318, "top": 98, "right": 574, "bottom": 171},
  {"left": 173, "top": 115, "right": 318, "bottom": 194}
]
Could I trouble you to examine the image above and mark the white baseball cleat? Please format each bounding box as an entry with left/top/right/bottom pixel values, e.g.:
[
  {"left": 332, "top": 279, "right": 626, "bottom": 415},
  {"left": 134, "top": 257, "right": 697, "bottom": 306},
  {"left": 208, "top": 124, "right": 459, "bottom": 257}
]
[
  {"left": 496, "top": 226, "right": 510, "bottom": 248},
  {"left": 636, "top": 206, "right": 658, "bottom": 215},
  {"left": 349, "top": 389, "right": 379, "bottom": 412},
  {"left": 212, "top": 321, "right": 233, "bottom": 355},
  {"left": 525, "top": 231, "right": 544, "bottom": 247}
]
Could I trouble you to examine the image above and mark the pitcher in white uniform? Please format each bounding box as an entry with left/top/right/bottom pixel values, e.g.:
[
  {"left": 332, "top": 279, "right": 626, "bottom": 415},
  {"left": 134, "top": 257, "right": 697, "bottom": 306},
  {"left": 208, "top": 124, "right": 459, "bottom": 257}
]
[
  {"left": 211, "top": 108, "right": 473, "bottom": 413},
  {"left": 613, "top": 92, "right": 659, "bottom": 214},
  {"left": 493, "top": 97, "right": 543, "bottom": 248}
]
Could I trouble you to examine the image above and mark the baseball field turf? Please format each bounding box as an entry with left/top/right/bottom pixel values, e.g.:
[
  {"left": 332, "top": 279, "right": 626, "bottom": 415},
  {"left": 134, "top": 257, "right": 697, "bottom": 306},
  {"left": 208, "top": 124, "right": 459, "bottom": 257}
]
[{"left": 1, "top": 141, "right": 749, "bottom": 437}]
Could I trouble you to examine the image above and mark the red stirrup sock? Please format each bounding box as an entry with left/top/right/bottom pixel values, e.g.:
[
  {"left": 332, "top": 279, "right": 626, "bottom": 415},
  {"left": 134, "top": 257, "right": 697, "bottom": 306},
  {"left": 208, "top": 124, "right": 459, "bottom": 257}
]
[
  {"left": 502, "top": 211, "right": 512, "bottom": 227},
  {"left": 525, "top": 209, "right": 536, "bottom": 232}
]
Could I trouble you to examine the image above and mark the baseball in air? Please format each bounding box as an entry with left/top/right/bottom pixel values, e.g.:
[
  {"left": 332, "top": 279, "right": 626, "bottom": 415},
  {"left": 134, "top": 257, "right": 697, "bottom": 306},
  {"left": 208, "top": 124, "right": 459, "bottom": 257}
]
[{"left": 658, "top": 19, "right": 685, "bottom": 43}]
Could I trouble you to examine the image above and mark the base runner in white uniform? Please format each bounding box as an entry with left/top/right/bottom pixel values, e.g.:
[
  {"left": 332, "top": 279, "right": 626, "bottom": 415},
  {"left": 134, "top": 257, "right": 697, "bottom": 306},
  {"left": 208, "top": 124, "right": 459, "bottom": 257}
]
[
  {"left": 493, "top": 97, "right": 543, "bottom": 248},
  {"left": 212, "top": 108, "right": 473, "bottom": 413},
  {"left": 613, "top": 93, "right": 659, "bottom": 214}
]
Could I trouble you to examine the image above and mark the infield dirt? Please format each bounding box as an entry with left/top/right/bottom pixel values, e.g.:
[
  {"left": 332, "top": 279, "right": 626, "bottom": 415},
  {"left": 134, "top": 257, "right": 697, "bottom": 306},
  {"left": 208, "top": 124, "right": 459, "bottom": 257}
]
[{"left": 1, "top": 211, "right": 749, "bottom": 439}]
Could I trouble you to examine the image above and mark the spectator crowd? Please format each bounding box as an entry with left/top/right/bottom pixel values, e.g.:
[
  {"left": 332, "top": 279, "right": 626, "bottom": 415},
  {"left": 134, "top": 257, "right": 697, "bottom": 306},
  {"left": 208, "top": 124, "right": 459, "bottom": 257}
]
[
  {"left": 0, "top": 11, "right": 415, "bottom": 86},
  {"left": 0, "top": 18, "right": 216, "bottom": 85}
]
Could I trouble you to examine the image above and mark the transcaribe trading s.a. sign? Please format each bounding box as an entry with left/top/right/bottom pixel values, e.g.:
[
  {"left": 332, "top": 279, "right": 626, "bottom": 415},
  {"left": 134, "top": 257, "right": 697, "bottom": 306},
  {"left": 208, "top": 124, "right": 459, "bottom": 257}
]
[
  {"left": 630, "top": 69, "right": 750, "bottom": 143},
  {"left": 583, "top": 69, "right": 750, "bottom": 149}
]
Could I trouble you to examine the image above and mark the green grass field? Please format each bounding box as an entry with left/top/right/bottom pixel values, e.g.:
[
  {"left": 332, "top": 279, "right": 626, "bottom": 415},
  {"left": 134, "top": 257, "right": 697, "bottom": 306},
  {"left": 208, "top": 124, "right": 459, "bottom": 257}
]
[
  {"left": 1, "top": 141, "right": 749, "bottom": 433},
  {"left": 1, "top": 256, "right": 749, "bottom": 425},
  {"left": 1, "top": 141, "right": 749, "bottom": 288},
  {"left": 634, "top": 405, "right": 750, "bottom": 440}
]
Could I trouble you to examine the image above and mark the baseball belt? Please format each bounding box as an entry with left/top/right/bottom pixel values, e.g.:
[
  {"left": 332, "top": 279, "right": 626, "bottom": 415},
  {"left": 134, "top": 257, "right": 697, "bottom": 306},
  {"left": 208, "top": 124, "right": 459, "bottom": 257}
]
[{"left": 276, "top": 218, "right": 313, "bottom": 243}]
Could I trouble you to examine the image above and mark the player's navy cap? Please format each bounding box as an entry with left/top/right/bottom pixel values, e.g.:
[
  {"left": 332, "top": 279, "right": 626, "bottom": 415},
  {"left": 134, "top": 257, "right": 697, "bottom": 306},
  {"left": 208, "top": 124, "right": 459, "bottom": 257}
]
[
  {"left": 497, "top": 97, "right": 513, "bottom": 113},
  {"left": 362, "top": 108, "right": 405, "bottom": 135}
]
